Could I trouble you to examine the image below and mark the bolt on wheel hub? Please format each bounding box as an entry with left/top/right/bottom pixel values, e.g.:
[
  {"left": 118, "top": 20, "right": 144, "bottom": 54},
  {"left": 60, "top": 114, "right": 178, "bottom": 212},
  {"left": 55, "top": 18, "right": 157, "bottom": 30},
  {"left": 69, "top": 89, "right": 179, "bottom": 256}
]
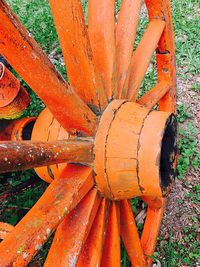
[{"left": 94, "top": 100, "right": 177, "bottom": 200}]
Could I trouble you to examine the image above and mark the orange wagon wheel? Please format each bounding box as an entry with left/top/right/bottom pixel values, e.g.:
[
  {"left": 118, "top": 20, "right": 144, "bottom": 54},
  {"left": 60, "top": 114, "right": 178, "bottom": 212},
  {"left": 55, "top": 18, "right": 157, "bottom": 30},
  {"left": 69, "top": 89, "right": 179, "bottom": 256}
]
[{"left": 0, "top": 0, "right": 177, "bottom": 266}]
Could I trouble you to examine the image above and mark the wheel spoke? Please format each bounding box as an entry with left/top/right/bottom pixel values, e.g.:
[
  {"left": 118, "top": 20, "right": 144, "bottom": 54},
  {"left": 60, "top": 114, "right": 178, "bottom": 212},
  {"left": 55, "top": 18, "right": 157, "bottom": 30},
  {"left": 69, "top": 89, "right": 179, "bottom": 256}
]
[
  {"left": 0, "top": 165, "right": 93, "bottom": 266},
  {"left": 120, "top": 200, "right": 146, "bottom": 266},
  {"left": 101, "top": 202, "right": 120, "bottom": 267},
  {"left": 88, "top": 0, "right": 116, "bottom": 99},
  {"left": 49, "top": 0, "right": 107, "bottom": 112},
  {"left": 0, "top": 0, "right": 97, "bottom": 135},
  {"left": 141, "top": 202, "right": 165, "bottom": 266},
  {"left": 76, "top": 198, "right": 108, "bottom": 266},
  {"left": 116, "top": 0, "right": 141, "bottom": 98},
  {"left": 0, "top": 86, "right": 30, "bottom": 119},
  {"left": 137, "top": 82, "right": 170, "bottom": 109},
  {"left": 126, "top": 19, "right": 166, "bottom": 100},
  {"left": 141, "top": 196, "right": 164, "bottom": 210},
  {"left": 0, "top": 140, "right": 93, "bottom": 173},
  {"left": 45, "top": 188, "right": 100, "bottom": 266}
]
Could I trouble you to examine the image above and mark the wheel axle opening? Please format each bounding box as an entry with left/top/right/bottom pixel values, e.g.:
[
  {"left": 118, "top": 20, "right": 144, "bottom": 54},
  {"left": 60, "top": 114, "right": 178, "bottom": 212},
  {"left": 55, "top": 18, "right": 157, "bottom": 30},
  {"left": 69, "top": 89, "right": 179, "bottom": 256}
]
[{"left": 160, "top": 114, "right": 177, "bottom": 189}]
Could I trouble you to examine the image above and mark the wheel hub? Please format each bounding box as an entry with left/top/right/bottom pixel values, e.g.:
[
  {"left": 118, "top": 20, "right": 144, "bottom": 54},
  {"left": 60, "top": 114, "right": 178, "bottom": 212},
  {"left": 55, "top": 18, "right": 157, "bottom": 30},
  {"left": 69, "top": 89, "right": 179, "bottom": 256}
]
[{"left": 94, "top": 100, "right": 177, "bottom": 200}]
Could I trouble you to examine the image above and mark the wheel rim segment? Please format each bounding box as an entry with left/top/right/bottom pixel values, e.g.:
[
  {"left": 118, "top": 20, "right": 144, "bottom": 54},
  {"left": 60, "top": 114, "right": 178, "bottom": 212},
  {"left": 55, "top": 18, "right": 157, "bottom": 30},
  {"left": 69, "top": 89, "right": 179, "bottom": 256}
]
[{"left": 0, "top": 0, "right": 177, "bottom": 266}]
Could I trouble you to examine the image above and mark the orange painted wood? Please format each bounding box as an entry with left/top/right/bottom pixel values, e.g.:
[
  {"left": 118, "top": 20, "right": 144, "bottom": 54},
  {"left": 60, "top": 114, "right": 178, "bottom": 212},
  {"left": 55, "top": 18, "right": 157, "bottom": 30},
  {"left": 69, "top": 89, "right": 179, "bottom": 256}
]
[
  {"left": 0, "top": 222, "right": 14, "bottom": 240},
  {"left": 0, "top": 0, "right": 97, "bottom": 135},
  {"left": 101, "top": 202, "right": 120, "bottom": 267},
  {"left": 11, "top": 117, "right": 36, "bottom": 141},
  {"left": 0, "top": 165, "right": 93, "bottom": 266},
  {"left": 0, "top": 63, "right": 20, "bottom": 107},
  {"left": 0, "top": 120, "right": 18, "bottom": 141},
  {"left": 31, "top": 108, "right": 69, "bottom": 183},
  {"left": 76, "top": 198, "right": 108, "bottom": 266},
  {"left": 145, "top": 0, "right": 176, "bottom": 113},
  {"left": 0, "top": 140, "right": 93, "bottom": 173},
  {"left": 126, "top": 19, "right": 166, "bottom": 100},
  {"left": 88, "top": 0, "right": 116, "bottom": 99},
  {"left": 116, "top": 0, "right": 141, "bottom": 98},
  {"left": 137, "top": 82, "right": 170, "bottom": 109},
  {"left": 141, "top": 196, "right": 164, "bottom": 210},
  {"left": 157, "top": 54, "right": 176, "bottom": 113},
  {"left": 0, "top": 86, "right": 30, "bottom": 119},
  {"left": 141, "top": 203, "right": 165, "bottom": 266},
  {"left": 45, "top": 188, "right": 100, "bottom": 266},
  {"left": 49, "top": 0, "right": 107, "bottom": 112},
  {"left": 120, "top": 200, "right": 146, "bottom": 266}
]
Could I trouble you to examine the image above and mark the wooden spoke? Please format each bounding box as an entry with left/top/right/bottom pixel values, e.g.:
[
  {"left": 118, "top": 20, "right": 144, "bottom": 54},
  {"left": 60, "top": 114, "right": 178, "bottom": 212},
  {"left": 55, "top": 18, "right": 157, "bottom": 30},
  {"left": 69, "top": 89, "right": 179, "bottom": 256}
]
[
  {"left": 76, "top": 198, "right": 108, "bottom": 266},
  {"left": 0, "top": 140, "right": 93, "bottom": 173},
  {"left": 116, "top": 0, "right": 142, "bottom": 98},
  {"left": 141, "top": 203, "right": 165, "bottom": 266},
  {"left": 126, "top": 19, "right": 166, "bottom": 100},
  {"left": 101, "top": 202, "right": 120, "bottom": 267},
  {"left": 120, "top": 200, "right": 146, "bottom": 266},
  {"left": 0, "top": 86, "right": 30, "bottom": 119},
  {"left": 0, "top": 165, "right": 93, "bottom": 266},
  {"left": 0, "top": 0, "right": 97, "bottom": 135},
  {"left": 141, "top": 196, "right": 164, "bottom": 210},
  {"left": 0, "top": 222, "right": 14, "bottom": 240},
  {"left": 88, "top": 0, "right": 116, "bottom": 99},
  {"left": 45, "top": 188, "right": 100, "bottom": 266},
  {"left": 137, "top": 82, "right": 170, "bottom": 109},
  {"left": 49, "top": 0, "right": 107, "bottom": 112}
]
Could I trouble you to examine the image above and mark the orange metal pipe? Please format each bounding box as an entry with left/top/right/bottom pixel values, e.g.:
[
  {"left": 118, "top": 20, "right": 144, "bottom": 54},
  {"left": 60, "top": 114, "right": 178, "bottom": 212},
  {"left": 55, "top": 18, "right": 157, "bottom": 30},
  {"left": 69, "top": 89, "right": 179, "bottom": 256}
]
[
  {"left": 0, "top": 62, "right": 20, "bottom": 107},
  {"left": 126, "top": 19, "right": 166, "bottom": 100},
  {"left": 137, "top": 82, "right": 170, "bottom": 109},
  {"left": 120, "top": 200, "right": 146, "bottom": 266},
  {"left": 116, "top": 0, "right": 141, "bottom": 98},
  {"left": 0, "top": 140, "right": 93, "bottom": 173},
  {"left": 45, "top": 188, "right": 101, "bottom": 266},
  {"left": 88, "top": 0, "right": 116, "bottom": 99},
  {"left": 76, "top": 199, "right": 108, "bottom": 267},
  {"left": 0, "top": 165, "right": 93, "bottom": 266},
  {"left": 0, "top": 0, "right": 97, "bottom": 135},
  {"left": 49, "top": 0, "right": 107, "bottom": 113}
]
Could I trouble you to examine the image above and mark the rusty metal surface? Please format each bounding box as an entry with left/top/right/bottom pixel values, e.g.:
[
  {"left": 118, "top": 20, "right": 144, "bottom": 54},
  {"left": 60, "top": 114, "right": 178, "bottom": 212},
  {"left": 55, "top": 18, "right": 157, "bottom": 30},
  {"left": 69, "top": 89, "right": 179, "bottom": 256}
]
[{"left": 0, "top": 139, "right": 93, "bottom": 173}]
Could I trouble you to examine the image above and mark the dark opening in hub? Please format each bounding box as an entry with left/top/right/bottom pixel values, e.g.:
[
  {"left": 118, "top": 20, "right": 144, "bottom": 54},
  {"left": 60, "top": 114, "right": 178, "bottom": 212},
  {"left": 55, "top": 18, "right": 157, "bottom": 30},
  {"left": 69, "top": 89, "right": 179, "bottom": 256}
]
[
  {"left": 22, "top": 120, "right": 36, "bottom": 140},
  {"left": 160, "top": 114, "right": 177, "bottom": 191}
]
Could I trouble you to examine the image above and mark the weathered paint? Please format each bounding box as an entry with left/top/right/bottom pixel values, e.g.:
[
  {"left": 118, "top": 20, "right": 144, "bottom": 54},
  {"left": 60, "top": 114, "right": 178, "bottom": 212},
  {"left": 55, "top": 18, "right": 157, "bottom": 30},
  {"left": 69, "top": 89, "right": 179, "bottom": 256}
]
[
  {"left": 0, "top": 86, "right": 30, "bottom": 119},
  {"left": 0, "top": 0, "right": 177, "bottom": 265},
  {"left": 0, "top": 0, "right": 97, "bottom": 135},
  {"left": 88, "top": 0, "right": 116, "bottom": 99},
  {"left": 0, "top": 221, "right": 14, "bottom": 240},
  {"left": 0, "top": 140, "right": 93, "bottom": 173},
  {"left": 120, "top": 200, "right": 146, "bottom": 266},
  {"left": 76, "top": 199, "right": 108, "bottom": 266},
  {"left": 116, "top": 0, "right": 141, "bottom": 98},
  {"left": 0, "top": 62, "right": 20, "bottom": 107},
  {"left": 94, "top": 100, "right": 175, "bottom": 199},
  {"left": 0, "top": 165, "right": 93, "bottom": 266},
  {"left": 101, "top": 201, "right": 120, "bottom": 267},
  {"left": 49, "top": 0, "right": 107, "bottom": 113},
  {"left": 44, "top": 188, "right": 101, "bottom": 266}
]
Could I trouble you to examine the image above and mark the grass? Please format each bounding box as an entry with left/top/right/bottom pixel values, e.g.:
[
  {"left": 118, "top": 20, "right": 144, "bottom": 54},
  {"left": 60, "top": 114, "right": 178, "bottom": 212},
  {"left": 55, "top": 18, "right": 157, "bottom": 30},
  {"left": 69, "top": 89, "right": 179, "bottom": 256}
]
[{"left": 1, "top": 0, "right": 200, "bottom": 266}]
